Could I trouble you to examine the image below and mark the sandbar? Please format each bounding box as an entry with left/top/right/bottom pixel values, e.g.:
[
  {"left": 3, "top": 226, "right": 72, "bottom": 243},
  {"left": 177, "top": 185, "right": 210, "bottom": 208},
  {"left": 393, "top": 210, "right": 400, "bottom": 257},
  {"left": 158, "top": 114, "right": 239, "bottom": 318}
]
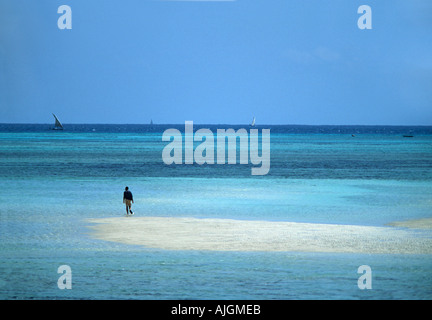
[
  {"left": 386, "top": 218, "right": 432, "bottom": 230},
  {"left": 86, "top": 217, "right": 432, "bottom": 254}
]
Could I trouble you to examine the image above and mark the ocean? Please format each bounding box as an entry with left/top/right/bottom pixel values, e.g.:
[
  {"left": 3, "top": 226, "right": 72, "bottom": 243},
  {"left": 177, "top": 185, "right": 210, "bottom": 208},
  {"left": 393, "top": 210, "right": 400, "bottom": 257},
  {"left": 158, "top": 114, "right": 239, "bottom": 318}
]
[{"left": 0, "top": 123, "right": 431, "bottom": 299}]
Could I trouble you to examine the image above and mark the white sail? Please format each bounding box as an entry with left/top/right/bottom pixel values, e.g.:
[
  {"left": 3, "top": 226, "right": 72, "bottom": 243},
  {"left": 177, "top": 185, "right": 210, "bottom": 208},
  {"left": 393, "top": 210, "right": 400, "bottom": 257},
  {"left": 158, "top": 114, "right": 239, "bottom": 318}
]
[
  {"left": 52, "top": 114, "right": 63, "bottom": 130},
  {"left": 250, "top": 116, "right": 255, "bottom": 127}
]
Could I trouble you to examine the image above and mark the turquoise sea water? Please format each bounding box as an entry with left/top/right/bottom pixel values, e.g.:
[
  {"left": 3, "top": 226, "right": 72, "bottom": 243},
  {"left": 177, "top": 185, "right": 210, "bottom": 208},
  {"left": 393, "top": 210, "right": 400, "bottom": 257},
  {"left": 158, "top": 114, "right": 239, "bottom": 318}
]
[{"left": 0, "top": 124, "right": 432, "bottom": 299}]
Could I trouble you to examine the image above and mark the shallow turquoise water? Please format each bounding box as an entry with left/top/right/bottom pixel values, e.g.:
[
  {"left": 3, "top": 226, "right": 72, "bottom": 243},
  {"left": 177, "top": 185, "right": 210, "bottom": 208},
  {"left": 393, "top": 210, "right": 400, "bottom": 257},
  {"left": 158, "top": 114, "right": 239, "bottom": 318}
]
[{"left": 1, "top": 124, "right": 431, "bottom": 299}]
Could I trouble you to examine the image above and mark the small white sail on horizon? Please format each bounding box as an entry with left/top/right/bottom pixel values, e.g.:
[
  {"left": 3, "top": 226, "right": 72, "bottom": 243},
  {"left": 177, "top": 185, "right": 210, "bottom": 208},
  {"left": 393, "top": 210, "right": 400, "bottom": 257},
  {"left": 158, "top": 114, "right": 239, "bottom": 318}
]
[
  {"left": 52, "top": 113, "right": 64, "bottom": 130},
  {"left": 250, "top": 116, "right": 256, "bottom": 127}
]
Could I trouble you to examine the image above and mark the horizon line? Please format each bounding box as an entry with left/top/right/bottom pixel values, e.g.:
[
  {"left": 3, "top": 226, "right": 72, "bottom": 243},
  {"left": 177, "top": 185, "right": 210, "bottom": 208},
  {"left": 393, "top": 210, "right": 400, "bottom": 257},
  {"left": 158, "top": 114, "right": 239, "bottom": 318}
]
[{"left": 1, "top": 122, "right": 432, "bottom": 127}]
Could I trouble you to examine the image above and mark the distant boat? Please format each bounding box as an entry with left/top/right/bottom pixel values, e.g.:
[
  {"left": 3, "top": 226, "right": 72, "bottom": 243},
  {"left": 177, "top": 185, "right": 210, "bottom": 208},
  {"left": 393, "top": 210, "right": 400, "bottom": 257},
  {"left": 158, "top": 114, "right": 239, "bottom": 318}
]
[
  {"left": 250, "top": 116, "right": 255, "bottom": 127},
  {"left": 51, "top": 114, "right": 64, "bottom": 130},
  {"left": 150, "top": 119, "right": 153, "bottom": 125},
  {"left": 403, "top": 135, "right": 414, "bottom": 138}
]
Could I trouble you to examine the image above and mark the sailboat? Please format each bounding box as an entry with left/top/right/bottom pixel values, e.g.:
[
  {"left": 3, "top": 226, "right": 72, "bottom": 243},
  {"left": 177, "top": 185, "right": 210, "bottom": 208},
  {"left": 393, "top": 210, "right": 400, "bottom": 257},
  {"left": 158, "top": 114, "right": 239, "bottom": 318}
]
[
  {"left": 250, "top": 116, "right": 256, "bottom": 127},
  {"left": 52, "top": 113, "right": 64, "bottom": 130}
]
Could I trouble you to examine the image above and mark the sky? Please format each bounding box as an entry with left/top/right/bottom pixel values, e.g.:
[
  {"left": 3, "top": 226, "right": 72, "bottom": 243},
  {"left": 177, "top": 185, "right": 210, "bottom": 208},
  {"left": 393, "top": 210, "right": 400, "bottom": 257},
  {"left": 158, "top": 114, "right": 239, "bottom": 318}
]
[{"left": 0, "top": 0, "right": 431, "bottom": 125}]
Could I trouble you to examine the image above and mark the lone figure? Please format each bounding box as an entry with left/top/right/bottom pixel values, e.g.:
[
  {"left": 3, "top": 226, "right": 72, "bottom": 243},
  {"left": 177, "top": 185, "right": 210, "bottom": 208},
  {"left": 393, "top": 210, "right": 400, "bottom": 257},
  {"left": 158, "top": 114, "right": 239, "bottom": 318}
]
[{"left": 123, "top": 186, "right": 134, "bottom": 215}]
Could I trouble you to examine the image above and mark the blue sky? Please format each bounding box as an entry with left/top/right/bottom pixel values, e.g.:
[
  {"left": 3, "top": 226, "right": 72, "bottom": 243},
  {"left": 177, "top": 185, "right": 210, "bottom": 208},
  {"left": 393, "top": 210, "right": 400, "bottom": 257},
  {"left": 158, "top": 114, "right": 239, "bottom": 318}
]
[{"left": 0, "top": 0, "right": 431, "bottom": 125}]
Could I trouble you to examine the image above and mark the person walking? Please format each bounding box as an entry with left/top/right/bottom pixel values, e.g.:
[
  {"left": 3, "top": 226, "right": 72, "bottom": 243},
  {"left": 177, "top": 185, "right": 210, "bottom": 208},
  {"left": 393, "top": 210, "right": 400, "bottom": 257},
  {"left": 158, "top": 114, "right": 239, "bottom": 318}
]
[{"left": 123, "top": 186, "right": 134, "bottom": 215}]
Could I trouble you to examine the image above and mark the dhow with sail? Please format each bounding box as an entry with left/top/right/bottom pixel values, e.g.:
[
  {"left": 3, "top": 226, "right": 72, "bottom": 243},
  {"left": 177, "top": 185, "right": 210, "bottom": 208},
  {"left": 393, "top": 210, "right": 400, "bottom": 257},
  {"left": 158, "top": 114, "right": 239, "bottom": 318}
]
[{"left": 52, "top": 114, "right": 64, "bottom": 130}]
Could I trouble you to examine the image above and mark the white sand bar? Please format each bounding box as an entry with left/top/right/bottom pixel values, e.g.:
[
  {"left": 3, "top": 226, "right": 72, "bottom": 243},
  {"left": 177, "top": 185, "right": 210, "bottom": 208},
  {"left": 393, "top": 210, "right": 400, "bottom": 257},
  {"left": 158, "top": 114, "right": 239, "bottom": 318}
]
[{"left": 86, "top": 217, "right": 432, "bottom": 254}]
